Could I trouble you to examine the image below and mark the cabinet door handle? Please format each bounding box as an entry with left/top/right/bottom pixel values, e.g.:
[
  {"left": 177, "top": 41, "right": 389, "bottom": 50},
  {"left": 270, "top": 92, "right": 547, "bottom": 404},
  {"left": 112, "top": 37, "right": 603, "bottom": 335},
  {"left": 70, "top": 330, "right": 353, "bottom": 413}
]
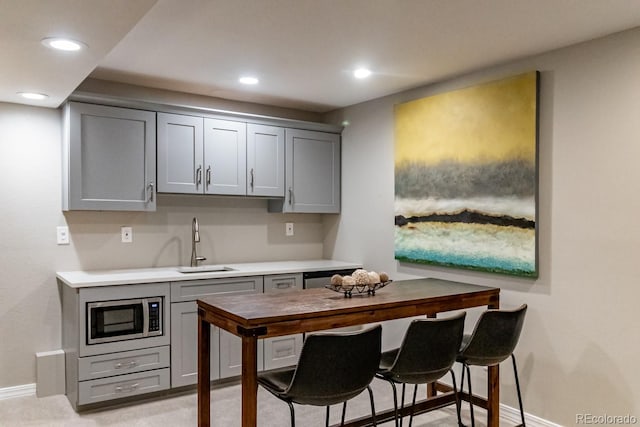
[
  {"left": 250, "top": 168, "right": 254, "bottom": 191},
  {"left": 206, "top": 166, "right": 211, "bottom": 188},
  {"left": 148, "top": 182, "right": 154, "bottom": 202},
  {"left": 196, "top": 166, "right": 202, "bottom": 186},
  {"left": 275, "top": 282, "right": 291, "bottom": 289},
  {"left": 288, "top": 187, "right": 293, "bottom": 205}
]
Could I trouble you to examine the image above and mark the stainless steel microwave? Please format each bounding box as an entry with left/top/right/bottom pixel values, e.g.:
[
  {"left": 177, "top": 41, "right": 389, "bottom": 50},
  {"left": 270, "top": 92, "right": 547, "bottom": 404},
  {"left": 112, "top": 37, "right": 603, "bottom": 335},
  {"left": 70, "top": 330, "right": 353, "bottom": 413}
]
[{"left": 87, "top": 297, "right": 163, "bottom": 345}]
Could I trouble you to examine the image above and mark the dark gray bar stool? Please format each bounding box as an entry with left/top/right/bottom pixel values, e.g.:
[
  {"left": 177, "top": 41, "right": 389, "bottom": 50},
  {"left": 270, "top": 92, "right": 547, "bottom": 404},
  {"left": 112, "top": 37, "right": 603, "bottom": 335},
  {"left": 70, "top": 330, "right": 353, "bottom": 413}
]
[
  {"left": 457, "top": 304, "right": 528, "bottom": 427},
  {"left": 258, "top": 325, "right": 382, "bottom": 427},
  {"left": 376, "top": 312, "right": 466, "bottom": 427}
]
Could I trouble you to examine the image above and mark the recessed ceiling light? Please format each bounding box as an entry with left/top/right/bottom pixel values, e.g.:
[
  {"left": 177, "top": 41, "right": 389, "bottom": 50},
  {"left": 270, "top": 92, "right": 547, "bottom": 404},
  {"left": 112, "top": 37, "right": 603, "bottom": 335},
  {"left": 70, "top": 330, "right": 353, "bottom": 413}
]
[
  {"left": 353, "top": 68, "right": 372, "bottom": 79},
  {"left": 41, "top": 37, "right": 85, "bottom": 51},
  {"left": 239, "top": 76, "right": 259, "bottom": 85},
  {"left": 18, "top": 92, "right": 49, "bottom": 100}
]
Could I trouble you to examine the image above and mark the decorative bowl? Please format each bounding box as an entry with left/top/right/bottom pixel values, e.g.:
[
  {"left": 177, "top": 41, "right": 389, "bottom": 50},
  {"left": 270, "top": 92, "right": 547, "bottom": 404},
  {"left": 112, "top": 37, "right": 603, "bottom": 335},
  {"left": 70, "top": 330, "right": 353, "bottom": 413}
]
[{"left": 325, "top": 280, "right": 392, "bottom": 297}]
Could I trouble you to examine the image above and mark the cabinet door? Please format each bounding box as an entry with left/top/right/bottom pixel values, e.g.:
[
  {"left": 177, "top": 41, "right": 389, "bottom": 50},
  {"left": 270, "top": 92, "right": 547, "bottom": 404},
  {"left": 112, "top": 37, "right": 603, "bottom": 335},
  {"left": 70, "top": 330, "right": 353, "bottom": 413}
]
[
  {"left": 263, "top": 274, "right": 304, "bottom": 370},
  {"left": 246, "top": 124, "right": 284, "bottom": 197},
  {"left": 63, "top": 102, "right": 156, "bottom": 211},
  {"left": 157, "top": 113, "right": 204, "bottom": 194},
  {"left": 219, "top": 331, "right": 264, "bottom": 379},
  {"left": 170, "top": 301, "right": 220, "bottom": 387},
  {"left": 203, "top": 118, "right": 247, "bottom": 195},
  {"left": 270, "top": 129, "right": 340, "bottom": 213}
]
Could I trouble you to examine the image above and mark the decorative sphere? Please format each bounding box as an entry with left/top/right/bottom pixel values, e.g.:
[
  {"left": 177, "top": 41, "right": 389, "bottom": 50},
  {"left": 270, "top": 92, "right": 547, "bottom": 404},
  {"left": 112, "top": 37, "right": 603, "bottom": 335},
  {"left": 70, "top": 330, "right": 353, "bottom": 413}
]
[
  {"left": 341, "top": 275, "right": 356, "bottom": 289},
  {"left": 379, "top": 272, "right": 389, "bottom": 282},
  {"left": 352, "top": 269, "right": 370, "bottom": 285},
  {"left": 368, "top": 271, "right": 380, "bottom": 284},
  {"left": 330, "top": 274, "right": 343, "bottom": 286}
]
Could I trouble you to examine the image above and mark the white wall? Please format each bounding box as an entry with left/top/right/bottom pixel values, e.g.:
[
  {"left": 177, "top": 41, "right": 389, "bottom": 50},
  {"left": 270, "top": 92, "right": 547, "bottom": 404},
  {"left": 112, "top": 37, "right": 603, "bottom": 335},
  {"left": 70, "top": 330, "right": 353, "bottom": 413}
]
[
  {"left": 0, "top": 97, "right": 325, "bottom": 388},
  {"left": 324, "top": 28, "right": 640, "bottom": 426}
]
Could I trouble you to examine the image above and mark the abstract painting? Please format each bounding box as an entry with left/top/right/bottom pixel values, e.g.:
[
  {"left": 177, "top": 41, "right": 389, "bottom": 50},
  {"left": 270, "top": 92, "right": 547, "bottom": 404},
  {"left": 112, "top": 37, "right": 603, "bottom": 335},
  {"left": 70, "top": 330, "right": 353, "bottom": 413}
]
[{"left": 394, "top": 71, "right": 539, "bottom": 277}]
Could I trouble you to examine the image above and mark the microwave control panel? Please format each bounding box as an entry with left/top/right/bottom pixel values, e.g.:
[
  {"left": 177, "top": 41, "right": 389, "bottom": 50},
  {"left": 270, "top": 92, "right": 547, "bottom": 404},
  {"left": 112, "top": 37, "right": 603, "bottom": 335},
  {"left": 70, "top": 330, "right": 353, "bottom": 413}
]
[{"left": 148, "top": 300, "right": 161, "bottom": 332}]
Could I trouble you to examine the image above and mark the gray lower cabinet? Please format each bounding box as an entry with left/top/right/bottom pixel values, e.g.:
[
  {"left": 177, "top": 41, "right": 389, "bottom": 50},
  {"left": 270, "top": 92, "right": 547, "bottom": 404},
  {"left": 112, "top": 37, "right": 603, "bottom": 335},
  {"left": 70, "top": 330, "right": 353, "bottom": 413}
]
[
  {"left": 269, "top": 128, "right": 341, "bottom": 213},
  {"left": 62, "top": 102, "right": 156, "bottom": 211},
  {"left": 263, "top": 274, "right": 304, "bottom": 370},
  {"left": 78, "top": 346, "right": 170, "bottom": 382},
  {"left": 170, "top": 301, "right": 220, "bottom": 387},
  {"left": 169, "top": 276, "right": 264, "bottom": 386},
  {"left": 78, "top": 368, "right": 170, "bottom": 405},
  {"left": 61, "top": 282, "right": 171, "bottom": 409},
  {"left": 219, "top": 329, "right": 264, "bottom": 378},
  {"left": 77, "top": 350, "right": 170, "bottom": 405}
]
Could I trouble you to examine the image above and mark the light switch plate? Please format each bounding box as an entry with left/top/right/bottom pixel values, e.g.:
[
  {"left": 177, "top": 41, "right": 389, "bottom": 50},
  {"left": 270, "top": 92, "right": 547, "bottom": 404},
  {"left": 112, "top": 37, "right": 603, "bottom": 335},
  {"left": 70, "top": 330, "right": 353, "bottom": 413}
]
[
  {"left": 56, "top": 226, "right": 69, "bottom": 245},
  {"left": 121, "top": 226, "right": 133, "bottom": 243},
  {"left": 285, "top": 222, "right": 294, "bottom": 236}
]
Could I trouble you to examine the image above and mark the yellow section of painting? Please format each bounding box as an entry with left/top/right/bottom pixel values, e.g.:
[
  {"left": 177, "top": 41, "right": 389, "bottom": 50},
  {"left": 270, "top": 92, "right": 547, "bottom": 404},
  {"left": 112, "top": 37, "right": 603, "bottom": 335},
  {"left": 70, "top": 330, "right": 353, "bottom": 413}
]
[{"left": 395, "top": 71, "right": 537, "bottom": 166}]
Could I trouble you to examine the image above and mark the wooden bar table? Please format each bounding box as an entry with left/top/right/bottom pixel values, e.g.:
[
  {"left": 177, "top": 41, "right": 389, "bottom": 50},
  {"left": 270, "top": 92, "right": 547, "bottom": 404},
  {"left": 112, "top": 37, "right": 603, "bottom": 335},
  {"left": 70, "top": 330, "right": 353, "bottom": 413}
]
[{"left": 197, "top": 278, "right": 500, "bottom": 427}]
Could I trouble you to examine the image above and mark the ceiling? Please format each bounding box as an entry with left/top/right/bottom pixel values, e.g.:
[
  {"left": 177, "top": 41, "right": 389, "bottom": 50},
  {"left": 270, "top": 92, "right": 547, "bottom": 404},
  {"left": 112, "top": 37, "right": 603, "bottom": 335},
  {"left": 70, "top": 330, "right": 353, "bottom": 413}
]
[{"left": 4, "top": 0, "right": 640, "bottom": 113}]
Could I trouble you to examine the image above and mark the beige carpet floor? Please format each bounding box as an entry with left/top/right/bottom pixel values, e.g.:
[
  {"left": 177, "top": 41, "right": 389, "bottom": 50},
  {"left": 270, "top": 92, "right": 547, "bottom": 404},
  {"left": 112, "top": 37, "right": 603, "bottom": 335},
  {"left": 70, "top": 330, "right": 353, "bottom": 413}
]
[{"left": 0, "top": 378, "right": 512, "bottom": 426}]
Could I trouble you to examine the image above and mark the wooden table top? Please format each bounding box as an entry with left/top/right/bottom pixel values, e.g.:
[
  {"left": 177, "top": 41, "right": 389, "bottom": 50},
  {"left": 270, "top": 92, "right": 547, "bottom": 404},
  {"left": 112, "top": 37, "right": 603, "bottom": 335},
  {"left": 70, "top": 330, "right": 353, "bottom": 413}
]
[{"left": 197, "top": 278, "right": 499, "bottom": 331}]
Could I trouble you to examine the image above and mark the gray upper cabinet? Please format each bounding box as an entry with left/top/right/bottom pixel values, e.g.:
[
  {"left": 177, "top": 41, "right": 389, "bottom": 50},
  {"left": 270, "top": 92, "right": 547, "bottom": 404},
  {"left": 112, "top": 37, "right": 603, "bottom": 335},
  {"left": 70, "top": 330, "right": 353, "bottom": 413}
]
[
  {"left": 157, "top": 113, "right": 204, "bottom": 194},
  {"left": 157, "top": 114, "right": 247, "bottom": 196},
  {"left": 269, "top": 129, "right": 341, "bottom": 213},
  {"left": 62, "top": 102, "right": 156, "bottom": 211},
  {"left": 204, "top": 118, "right": 247, "bottom": 195},
  {"left": 158, "top": 113, "right": 287, "bottom": 198},
  {"left": 246, "top": 124, "right": 285, "bottom": 197}
]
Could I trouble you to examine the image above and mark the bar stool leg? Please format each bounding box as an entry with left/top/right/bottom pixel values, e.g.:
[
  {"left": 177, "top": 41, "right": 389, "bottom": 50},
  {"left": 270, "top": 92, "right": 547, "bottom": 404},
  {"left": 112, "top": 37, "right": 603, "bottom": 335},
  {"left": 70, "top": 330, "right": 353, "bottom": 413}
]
[
  {"left": 287, "top": 401, "right": 296, "bottom": 427},
  {"left": 366, "top": 385, "right": 377, "bottom": 426},
  {"left": 512, "top": 355, "right": 526, "bottom": 427},
  {"left": 449, "top": 369, "right": 464, "bottom": 427},
  {"left": 465, "top": 364, "right": 475, "bottom": 427},
  {"left": 389, "top": 381, "right": 400, "bottom": 427}
]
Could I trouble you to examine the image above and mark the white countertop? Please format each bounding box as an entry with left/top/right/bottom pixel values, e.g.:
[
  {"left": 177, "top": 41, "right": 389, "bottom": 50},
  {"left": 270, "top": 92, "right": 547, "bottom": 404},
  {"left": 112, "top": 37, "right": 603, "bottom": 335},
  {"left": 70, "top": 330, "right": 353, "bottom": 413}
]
[{"left": 57, "top": 259, "right": 362, "bottom": 288}]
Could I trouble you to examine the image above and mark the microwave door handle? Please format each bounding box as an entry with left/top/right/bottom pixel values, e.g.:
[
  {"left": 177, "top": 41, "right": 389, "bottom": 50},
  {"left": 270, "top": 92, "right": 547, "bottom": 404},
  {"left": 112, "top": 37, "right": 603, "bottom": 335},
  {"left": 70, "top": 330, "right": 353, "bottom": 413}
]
[{"left": 142, "top": 299, "right": 149, "bottom": 337}]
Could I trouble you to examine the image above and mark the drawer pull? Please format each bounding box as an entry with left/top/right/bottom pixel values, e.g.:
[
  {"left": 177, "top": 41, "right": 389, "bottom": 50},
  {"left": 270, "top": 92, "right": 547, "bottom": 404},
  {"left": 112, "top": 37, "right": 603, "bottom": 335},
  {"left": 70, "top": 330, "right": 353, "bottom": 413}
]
[
  {"left": 275, "top": 348, "right": 293, "bottom": 357},
  {"left": 276, "top": 282, "right": 292, "bottom": 289},
  {"left": 114, "top": 360, "right": 138, "bottom": 370},
  {"left": 115, "top": 383, "right": 139, "bottom": 393}
]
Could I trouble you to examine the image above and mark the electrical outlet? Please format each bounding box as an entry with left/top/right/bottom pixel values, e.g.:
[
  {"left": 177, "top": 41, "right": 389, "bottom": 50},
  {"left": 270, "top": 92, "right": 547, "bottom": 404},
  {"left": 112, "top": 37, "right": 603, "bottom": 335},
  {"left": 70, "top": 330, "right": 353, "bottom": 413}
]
[
  {"left": 285, "top": 222, "right": 294, "bottom": 236},
  {"left": 121, "top": 226, "right": 133, "bottom": 243},
  {"left": 56, "top": 226, "right": 69, "bottom": 245}
]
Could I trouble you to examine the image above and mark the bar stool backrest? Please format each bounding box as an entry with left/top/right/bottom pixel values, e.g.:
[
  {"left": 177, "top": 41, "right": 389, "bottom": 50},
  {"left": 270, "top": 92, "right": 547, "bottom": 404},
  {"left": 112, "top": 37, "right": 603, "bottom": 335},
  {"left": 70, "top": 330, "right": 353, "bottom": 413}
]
[
  {"left": 285, "top": 325, "right": 382, "bottom": 406},
  {"left": 459, "top": 304, "right": 528, "bottom": 367},
  {"left": 385, "top": 312, "right": 466, "bottom": 384}
]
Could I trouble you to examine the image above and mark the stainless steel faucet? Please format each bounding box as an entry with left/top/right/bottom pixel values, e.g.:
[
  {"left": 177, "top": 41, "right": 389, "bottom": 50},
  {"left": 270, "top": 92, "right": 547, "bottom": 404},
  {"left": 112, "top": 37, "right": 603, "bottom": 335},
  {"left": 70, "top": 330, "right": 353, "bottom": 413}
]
[{"left": 190, "top": 217, "right": 207, "bottom": 267}]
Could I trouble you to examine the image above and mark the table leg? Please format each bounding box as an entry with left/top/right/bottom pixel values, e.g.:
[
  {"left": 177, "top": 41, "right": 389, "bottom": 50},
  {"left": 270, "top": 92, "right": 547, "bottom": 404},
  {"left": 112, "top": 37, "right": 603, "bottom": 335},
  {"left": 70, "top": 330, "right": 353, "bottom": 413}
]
[
  {"left": 198, "top": 310, "right": 211, "bottom": 427},
  {"left": 241, "top": 335, "right": 258, "bottom": 427},
  {"left": 487, "top": 365, "right": 499, "bottom": 427},
  {"left": 487, "top": 296, "right": 500, "bottom": 427}
]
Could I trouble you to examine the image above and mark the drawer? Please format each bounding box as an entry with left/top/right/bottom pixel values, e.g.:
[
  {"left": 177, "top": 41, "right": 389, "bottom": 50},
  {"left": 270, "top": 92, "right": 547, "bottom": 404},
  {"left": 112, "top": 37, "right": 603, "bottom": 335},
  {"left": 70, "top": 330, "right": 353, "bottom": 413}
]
[
  {"left": 171, "top": 276, "right": 263, "bottom": 302},
  {"left": 78, "top": 346, "right": 170, "bottom": 381},
  {"left": 264, "top": 273, "right": 302, "bottom": 292},
  {"left": 263, "top": 334, "right": 303, "bottom": 370},
  {"left": 78, "top": 368, "right": 170, "bottom": 405}
]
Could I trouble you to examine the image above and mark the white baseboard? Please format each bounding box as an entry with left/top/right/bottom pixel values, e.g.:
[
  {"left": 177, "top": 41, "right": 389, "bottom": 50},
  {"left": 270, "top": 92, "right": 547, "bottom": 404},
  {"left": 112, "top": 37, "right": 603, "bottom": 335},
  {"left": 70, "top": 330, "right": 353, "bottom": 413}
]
[
  {"left": 500, "top": 403, "right": 563, "bottom": 427},
  {"left": 0, "top": 383, "right": 36, "bottom": 400}
]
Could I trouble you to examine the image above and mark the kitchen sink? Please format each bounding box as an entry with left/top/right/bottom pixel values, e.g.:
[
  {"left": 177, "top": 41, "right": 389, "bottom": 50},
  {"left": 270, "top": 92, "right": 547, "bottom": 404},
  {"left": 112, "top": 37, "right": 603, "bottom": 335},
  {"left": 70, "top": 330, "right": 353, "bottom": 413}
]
[{"left": 177, "top": 265, "right": 236, "bottom": 273}]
